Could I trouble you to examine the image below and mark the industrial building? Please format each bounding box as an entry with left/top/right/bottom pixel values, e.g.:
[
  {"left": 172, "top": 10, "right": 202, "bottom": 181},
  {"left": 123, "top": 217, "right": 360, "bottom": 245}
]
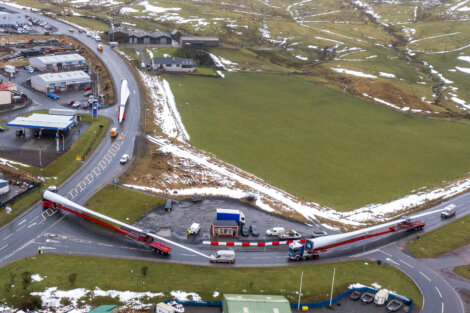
[
  {"left": 0, "top": 85, "right": 11, "bottom": 105},
  {"left": 152, "top": 57, "right": 195, "bottom": 72},
  {"left": 29, "top": 54, "right": 86, "bottom": 72},
  {"left": 223, "top": 294, "right": 292, "bottom": 313},
  {"left": 0, "top": 7, "right": 26, "bottom": 26},
  {"left": 7, "top": 112, "right": 77, "bottom": 131},
  {"left": 210, "top": 220, "right": 239, "bottom": 237},
  {"left": 107, "top": 27, "right": 172, "bottom": 44},
  {"left": 180, "top": 36, "right": 220, "bottom": 47},
  {"left": 30, "top": 71, "right": 91, "bottom": 93}
]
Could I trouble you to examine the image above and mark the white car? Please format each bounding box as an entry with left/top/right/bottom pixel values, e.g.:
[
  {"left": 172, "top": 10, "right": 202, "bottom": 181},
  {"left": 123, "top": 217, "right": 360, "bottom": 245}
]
[
  {"left": 266, "top": 227, "right": 285, "bottom": 236},
  {"left": 168, "top": 301, "right": 184, "bottom": 313},
  {"left": 72, "top": 101, "right": 81, "bottom": 108},
  {"left": 188, "top": 223, "right": 201, "bottom": 235},
  {"left": 86, "top": 32, "right": 92, "bottom": 37},
  {"left": 120, "top": 154, "right": 129, "bottom": 164},
  {"left": 94, "top": 35, "right": 101, "bottom": 42}
]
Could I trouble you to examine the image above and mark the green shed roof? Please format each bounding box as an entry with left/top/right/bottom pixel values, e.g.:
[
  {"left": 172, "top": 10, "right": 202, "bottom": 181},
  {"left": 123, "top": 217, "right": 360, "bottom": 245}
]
[
  {"left": 88, "top": 305, "right": 118, "bottom": 313},
  {"left": 223, "top": 294, "right": 292, "bottom": 313}
]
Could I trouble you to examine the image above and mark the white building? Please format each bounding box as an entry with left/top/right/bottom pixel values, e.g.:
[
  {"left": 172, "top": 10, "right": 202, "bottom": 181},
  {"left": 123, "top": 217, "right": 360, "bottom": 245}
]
[
  {"left": 31, "top": 71, "right": 91, "bottom": 93},
  {"left": 0, "top": 179, "right": 9, "bottom": 195},
  {"left": 0, "top": 10, "right": 26, "bottom": 26},
  {"left": 152, "top": 57, "right": 195, "bottom": 72},
  {"left": 29, "top": 54, "right": 86, "bottom": 72},
  {"left": 0, "top": 85, "right": 11, "bottom": 105}
]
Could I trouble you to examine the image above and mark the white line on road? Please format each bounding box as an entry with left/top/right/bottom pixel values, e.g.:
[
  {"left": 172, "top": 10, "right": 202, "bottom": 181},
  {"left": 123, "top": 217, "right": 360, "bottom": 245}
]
[
  {"left": 104, "top": 153, "right": 112, "bottom": 163},
  {"left": 420, "top": 271, "right": 432, "bottom": 282},
  {"left": 2, "top": 234, "right": 13, "bottom": 241},
  {"left": 399, "top": 259, "right": 414, "bottom": 268},
  {"left": 0, "top": 244, "right": 7, "bottom": 251},
  {"left": 85, "top": 173, "right": 94, "bottom": 184},
  {"left": 16, "top": 225, "right": 26, "bottom": 233},
  {"left": 379, "top": 250, "right": 392, "bottom": 257},
  {"left": 30, "top": 216, "right": 39, "bottom": 223},
  {"left": 180, "top": 254, "right": 196, "bottom": 257},
  {"left": 18, "top": 219, "right": 27, "bottom": 225},
  {"left": 441, "top": 302, "right": 444, "bottom": 313},
  {"left": 98, "top": 160, "right": 106, "bottom": 170},
  {"left": 385, "top": 257, "right": 400, "bottom": 266},
  {"left": 435, "top": 286, "right": 442, "bottom": 298},
  {"left": 92, "top": 167, "right": 101, "bottom": 177},
  {"left": 27, "top": 223, "right": 37, "bottom": 229}
]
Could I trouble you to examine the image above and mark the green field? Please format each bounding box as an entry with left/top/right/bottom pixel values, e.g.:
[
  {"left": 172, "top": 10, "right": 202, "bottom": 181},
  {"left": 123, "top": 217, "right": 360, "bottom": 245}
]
[
  {"left": 0, "top": 255, "right": 422, "bottom": 307},
  {"left": 406, "top": 213, "right": 470, "bottom": 258},
  {"left": 168, "top": 72, "right": 470, "bottom": 210},
  {"left": 84, "top": 185, "right": 166, "bottom": 223},
  {"left": 454, "top": 265, "right": 470, "bottom": 280}
]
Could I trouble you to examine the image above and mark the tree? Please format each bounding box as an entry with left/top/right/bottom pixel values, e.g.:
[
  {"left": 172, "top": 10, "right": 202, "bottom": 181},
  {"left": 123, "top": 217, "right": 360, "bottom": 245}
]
[{"left": 68, "top": 273, "right": 77, "bottom": 286}]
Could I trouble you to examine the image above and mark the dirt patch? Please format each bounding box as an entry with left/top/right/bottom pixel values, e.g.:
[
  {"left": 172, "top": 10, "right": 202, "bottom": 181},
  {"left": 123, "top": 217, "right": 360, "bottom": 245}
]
[
  {"left": 0, "top": 149, "right": 61, "bottom": 167},
  {"left": 0, "top": 163, "right": 41, "bottom": 184}
]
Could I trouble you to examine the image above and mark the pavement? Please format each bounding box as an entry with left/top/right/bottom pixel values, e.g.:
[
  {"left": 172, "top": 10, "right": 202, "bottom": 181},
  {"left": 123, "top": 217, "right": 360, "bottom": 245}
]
[{"left": 0, "top": 4, "right": 468, "bottom": 313}]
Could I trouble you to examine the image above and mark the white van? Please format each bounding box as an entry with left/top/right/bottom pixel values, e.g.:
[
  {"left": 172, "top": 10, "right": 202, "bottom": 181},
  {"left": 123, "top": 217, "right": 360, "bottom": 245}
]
[
  {"left": 209, "top": 250, "right": 235, "bottom": 263},
  {"left": 4, "top": 65, "right": 15, "bottom": 75},
  {"left": 374, "top": 289, "right": 389, "bottom": 305},
  {"left": 94, "top": 35, "right": 101, "bottom": 42},
  {"left": 266, "top": 227, "right": 285, "bottom": 236}
]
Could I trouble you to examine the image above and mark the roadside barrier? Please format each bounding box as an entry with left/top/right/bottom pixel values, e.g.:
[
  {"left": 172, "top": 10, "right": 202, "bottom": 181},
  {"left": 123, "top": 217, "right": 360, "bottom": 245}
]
[{"left": 203, "top": 239, "right": 307, "bottom": 246}]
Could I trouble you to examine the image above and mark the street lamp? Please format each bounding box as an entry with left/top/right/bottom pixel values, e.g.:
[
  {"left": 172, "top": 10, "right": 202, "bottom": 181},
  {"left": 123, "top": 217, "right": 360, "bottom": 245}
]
[{"left": 61, "top": 133, "right": 65, "bottom": 151}]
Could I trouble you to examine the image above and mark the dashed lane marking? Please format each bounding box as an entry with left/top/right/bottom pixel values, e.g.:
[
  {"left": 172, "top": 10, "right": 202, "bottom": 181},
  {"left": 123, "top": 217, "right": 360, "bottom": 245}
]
[
  {"left": 2, "top": 234, "right": 13, "bottom": 241},
  {"left": 435, "top": 286, "right": 442, "bottom": 298},
  {"left": 18, "top": 219, "right": 27, "bottom": 226},
  {"left": 16, "top": 225, "right": 26, "bottom": 233},
  {"left": 420, "top": 271, "right": 432, "bottom": 282},
  {"left": 385, "top": 258, "right": 400, "bottom": 266},
  {"left": 0, "top": 244, "right": 7, "bottom": 251},
  {"left": 27, "top": 223, "right": 37, "bottom": 229},
  {"left": 379, "top": 250, "right": 392, "bottom": 257},
  {"left": 399, "top": 259, "right": 414, "bottom": 268},
  {"left": 441, "top": 302, "right": 444, "bottom": 313}
]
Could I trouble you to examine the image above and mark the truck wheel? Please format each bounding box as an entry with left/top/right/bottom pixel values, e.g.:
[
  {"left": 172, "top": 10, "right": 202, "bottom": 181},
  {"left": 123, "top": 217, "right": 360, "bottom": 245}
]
[{"left": 295, "top": 256, "right": 300, "bottom": 261}]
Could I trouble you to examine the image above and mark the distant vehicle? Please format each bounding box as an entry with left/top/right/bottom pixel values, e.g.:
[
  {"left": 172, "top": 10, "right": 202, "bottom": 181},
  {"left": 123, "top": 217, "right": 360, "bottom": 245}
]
[
  {"left": 350, "top": 290, "right": 361, "bottom": 301},
  {"left": 83, "top": 86, "right": 92, "bottom": 91},
  {"left": 109, "top": 41, "right": 119, "bottom": 47},
  {"left": 72, "top": 101, "right": 81, "bottom": 108},
  {"left": 69, "top": 28, "right": 75, "bottom": 32},
  {"left": 84, "top": 90, "right": 93, "bottom": 96},
  {"left": 67, "top": 100, "right": 75, "bottom": 105},
  {"left": 28, "top": 67, "right": 34, "bottom": 73},
  {"left": 216, "top": 208, "right": 245, "bottom": 224},
  {"left": 16, "top": 129, "right": 24, "bottom": 137},
  {"left": 0, "top": 125, "right": 5, "bottom": 132},
  {"left": 209, "top": 250, "right": 235, "bottom": 263},
  {"left": 249, "top": 225, "right": 259, "bottom": 236},
  {"left": 47, "top": 186, "right": 58, "bottom": 193},
  {"left": 4, "top": 65, "right": 16, "bottom": 74},
  {"left": 167, "top": 301, "right": 184, "bottom": 313},
  {"left": 241, "top": 224, "right": 249, "bottom": 236},
  {"left": 97, "top": 44, "right": 103, "bottom": 51},
  {"left": 110, "top": 127, "right": 118, "bottom": 138},
  {"left": 386, "top": 299, "right": 403, "bottom": 312},
  {"left": 374, "top": 289, "right": 389, "bottom": 305},
  {"left": 312, "top": 230, "right": 327, "bottom": 238},
  {"left": 156, "top": 302, "right": 175, "bottom": 313},
  {"left": 140, "top": 62, "right": 145, "bottom": 68},
  {"left": 280, "top": 230, "right": 301, "bottom": 240},
  {"left": 188, "top": 223, "right": 200, "bottom": 235},
  {"left": 78, "top": 28, "right": 85, "bottom": 33},
  {"left": 94, "top": 35, "right": 101, "bottom": 42},
  {"left": 441, "top": 204, "right": 456, "bottom": 218},
  {"left": 361, "top": 292, "right": 374, "bottom": 304},
  {"left": 83, "top": 66, "right": 89, "bottom": 73},
  {"left": 266, "top": 227, "right": 285, "bottom": 236},
  {"left": 46, "top": 92, "right": 59, "bottom": 100},
  {"left": 165, "top": 199, "right": 173, "bottom": 210},
  {"left": 120, "top": 154, "right": 129, "bottom": 164}
]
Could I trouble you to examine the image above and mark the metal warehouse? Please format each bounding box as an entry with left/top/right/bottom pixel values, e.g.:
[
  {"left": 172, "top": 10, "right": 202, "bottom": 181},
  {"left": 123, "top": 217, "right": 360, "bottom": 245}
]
[
  {"left": 30, "top": 71, "right": 91, "bottom": 93},
  {"left": 29, "top": 54, "right": 86, "bottom": 72},
  {"left": 223, "top": 294, "right": 292, "bottom": 313}
]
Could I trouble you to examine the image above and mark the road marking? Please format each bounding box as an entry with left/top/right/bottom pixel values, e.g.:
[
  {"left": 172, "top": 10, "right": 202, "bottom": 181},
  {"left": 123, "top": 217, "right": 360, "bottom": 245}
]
[
  {"left": 98, "top": 160, "right": 106, "bottom": 170},
  {"left": 92, "top": 167, "right": 101, "bottom": 177},
  {"left": 27, "top": 223, "right": 37, "bottom": 229},
  {"left": 30, "top": 216, "right": 39, "bottom": 223},
  {"left": 180, "top": 253, "right": 196, "bottom": 257},
  {"left": 435, "top": 286, "right": 442, "bottom": 298},
  {"left": 420, "top": 271, "right": 432, "bottom": 282},
  {"left": 16, "top": 225, "right": 26, "bottom": 233},
  {"left": 104, "top": 153, "right": 112, "bottom": 163},
  {"left": 385, "top": 258, "right": 400, "bottom": 266},
  {"left": 379, "top": 250, "right": 392, "bottom": 257},
  {"left": 18, "top": 219, "right": 27, "bottom": 225},
  {"left": 399, "top": 259, "right": 414, "bottom": 268},
  {"left": 77, "top": 181, "right": 86, "bottom": 192},
  {"left": 441, "top": 302, "right": 444, "bottom": 313},
  {"left": 68, "top": 188, "right": 78, "bottom": 200},
  {"left": 0, "top": 244, "right": 7, "bottom": 251},
  {"left": 3, "top": 234, "right": 13, "bottom": 241},
  {"left": 85, "top": 173, "right": 94, "bottom": 184}
]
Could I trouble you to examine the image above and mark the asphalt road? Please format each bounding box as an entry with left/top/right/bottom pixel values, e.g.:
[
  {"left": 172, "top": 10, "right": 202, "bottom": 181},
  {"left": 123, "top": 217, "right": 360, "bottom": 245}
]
[{"left": 0, "top": 5, "right": 468, "bottom": 313}]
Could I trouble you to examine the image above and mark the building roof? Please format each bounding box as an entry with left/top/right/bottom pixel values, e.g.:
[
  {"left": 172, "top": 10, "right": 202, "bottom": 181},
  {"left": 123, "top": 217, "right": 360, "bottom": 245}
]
[
  {"left": 223, "top": 294, "right": 292, "bottom": 313},
  {"left": 0, "top": 86, "right": 9, "bottom": 92},
  {"left": 7, "top": 113, "right": 76, "bottom": 130},
  {"left": 153, "top": 57, "right": 195, "bottom": 66},
  {"left": 30, "top": 53, "right": 85, "bottom": 64},
  {"left": 110, "top": 27, "right": 170, "bottom": 38},
  {"left": 211, "top": 220, "right": 238, "bottom": 227},
  {"left": 88, "top": 305, "right": 118, "bottom": 313},
  {"left": 0, "top": 179, "right": 9, "bottom": 188},
  {"left": 0, "top": 82, "right": 16, "bottom": 88},
  {"left": 33, "top": 71, "right": 90, "bottom": 84},
  {"left": 180, "top": 36, "right": 219, "bottom": 41}
]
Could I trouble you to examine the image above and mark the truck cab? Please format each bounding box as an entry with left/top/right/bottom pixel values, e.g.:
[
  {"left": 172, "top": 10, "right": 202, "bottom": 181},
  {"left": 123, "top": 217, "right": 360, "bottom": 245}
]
[
  {"left": 288, "top": 242, "right": 304, "bottom": 260},
  {"left": 441, "top": 204, "right": 456, "bottom": 218}
]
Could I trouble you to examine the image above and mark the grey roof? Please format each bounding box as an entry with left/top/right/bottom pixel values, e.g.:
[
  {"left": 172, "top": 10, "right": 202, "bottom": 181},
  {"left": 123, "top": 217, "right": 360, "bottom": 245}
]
[
  {"left": 211, "top": 220, "right": 238, "bottom": 227},
  {"left": 153, "top": 57, "right": 195, "bottom": 66},
  {"left": 180, "top": 36, "right": 219, "bottom": 41},
  {"left": 8, "top": 113, "right": 76, "bottom": 130},
  {"left": 0, "top": 179, "right": 9, "bottom": 188},
  {"left": 110, "top": 27, "right": 170, "bottom": 38},
  {"left": 30, "top": 53, "right": 85, "bottom": 65},
  {"left": 31, "top": 71, "right": 90, "bottom": 84}
]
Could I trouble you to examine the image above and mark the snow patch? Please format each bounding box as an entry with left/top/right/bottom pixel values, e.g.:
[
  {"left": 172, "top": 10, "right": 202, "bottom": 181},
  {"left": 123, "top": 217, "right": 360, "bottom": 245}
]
[
  {"left": 379, "top": 72, "right": 396, "bottom": 78},
  {"left": 331, "top": 68, "right": 377, "bottom": 78},
  {"left": 170, "top": 290, "right": 201, "bottom": 301},
  {"left": 31, "top": 274, "right": 44, "bottom": 282}
]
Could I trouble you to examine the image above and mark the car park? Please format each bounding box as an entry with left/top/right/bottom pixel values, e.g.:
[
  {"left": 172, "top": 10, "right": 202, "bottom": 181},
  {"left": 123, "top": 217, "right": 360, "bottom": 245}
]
[
  {"left": 241, "top": 225, "right": 249, "bottom": 236},
  {"left": 249, "top": 225, "right": 259, "bottom": 236},
  {"left": 120, "top": 154, "right": 129, "bottom": 164},
  {"left": 312, "top": 230, "right": 327, "bottom": 238}
]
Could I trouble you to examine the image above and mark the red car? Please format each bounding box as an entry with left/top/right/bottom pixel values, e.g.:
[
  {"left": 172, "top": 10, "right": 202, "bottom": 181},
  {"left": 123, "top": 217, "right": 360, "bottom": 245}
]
[
  {"left": 83, "top": 86, "right": 92, "bottom": 91},
  {"left": 84, "top": 90, "right": 93, "bottom": 96},
  {"left": 67, "top": 100, "right": 75, "bottom": 105},
  {"left": 78, "top": 29, "right": 85, "bottom": 33}
]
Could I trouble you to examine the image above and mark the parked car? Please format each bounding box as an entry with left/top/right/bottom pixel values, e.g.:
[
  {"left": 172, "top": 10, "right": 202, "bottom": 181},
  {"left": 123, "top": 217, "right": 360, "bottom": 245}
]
[
  {"left": 72, "top": 101, "right": 81, "bottom": 108},
  {"left": 78, "top": 28, "right": 85, "bottom": 33},
  {"left": 0, "top": 125, "right": 5, "bottom": 132},
  {"left": 86, "top": 32, "right": 92, "bottom": 36},
  {"left": 167, "top": 301, "right": 184, "bottom": 313},
  {"left": 83, "top": 86, "right": 92, "bottom": 91},
  {"left": 249, "top": 225, "right": 259, "bottom": 236},
  {"left": 386, "top": 299, "right": 403, "bottom": 312},
  {"left": 241, "top": 225, "right": 249, "bottom": 236},
  {"left": 67, "top": 100, "right": 75, "bottom": 105},
  {"left": 187, "top": 223, "right": 200, "bottom": 235},
  {"left": 69, "top": 28, "right": 75, "bottom": 32},
  {"left": 361, "top": 292, "right": 374, "bottom": 304},
  {"left": 350, "top": 290, "right": 361, "bottom": 301},
  {"left": 312, "top": 230, "right": 328, "bottom": 238},
  {"left": 84, "top": 91, "right": 93, "bottom": 97},
  {"left": 120, "top": 154, "right": 129, "bottom": 164},
  {"left": 165, "top": 199, "right": 172, "bottom": 210},
  {"left": 266, "top": 227, "right": 285, "bottom": 236},
  {"left": 46, "top": 92, "right": 59, "bottom": 100},
  {"left": 83, "top": 66, "right": 89, "bottom": 73},
  {"left": 280, "top": 230, "right": 301, "bottom": 239}
]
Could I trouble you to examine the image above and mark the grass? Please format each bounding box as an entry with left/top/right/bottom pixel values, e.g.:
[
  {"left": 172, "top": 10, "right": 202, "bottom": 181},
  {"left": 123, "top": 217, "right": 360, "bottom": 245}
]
[
  {"left": 454, "top": 266, "right": 470, "bottom": 280},
  {"left": 406, "top": 214, "right": 470, "bottom": 258},
  {"left": 168, "top": 72, "right": 470, "bottom": 210},
  {"left": 84, "top": 185, "right": 166, "bottom": 223},
  {"left": 118, "top": 48, "right": 141, "bottom": 61},
  {"left": 0, "top": 255, "right": 423, "bottom": 307},
  {"left": 59, "top": 16, "right": 110, "bottom": 32},
  {"left": 193, "top": 67, "right": 218, "bottom": 76},
  {"left": 0, "top": 113, "right": 110, "bottom": 227}
]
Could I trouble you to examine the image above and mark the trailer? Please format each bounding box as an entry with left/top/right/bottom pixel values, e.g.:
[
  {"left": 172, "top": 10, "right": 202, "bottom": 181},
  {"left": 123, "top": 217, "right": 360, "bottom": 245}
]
[
  {"left": 288, "top": 217, "right": 425, "bottom": 261},
  {"left": 42, "top": 191, "right": 171, "bottom": 255}
]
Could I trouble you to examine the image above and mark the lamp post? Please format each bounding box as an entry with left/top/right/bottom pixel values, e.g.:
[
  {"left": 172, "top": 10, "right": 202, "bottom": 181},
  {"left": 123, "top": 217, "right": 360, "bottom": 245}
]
[
  {"left": 329, "top": 268, "right": 336, "bottom": 306},
  {"left": 62, "top": 133, "right": 65, "bottom": 151},
  {"left": 297, "top": 271, "right": 303, "bottom": 310}
]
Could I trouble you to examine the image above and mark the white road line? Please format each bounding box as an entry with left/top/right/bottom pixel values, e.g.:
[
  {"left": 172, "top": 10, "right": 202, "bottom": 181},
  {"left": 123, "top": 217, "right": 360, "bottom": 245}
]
[
  {"left": 30, "top": 216, "right": 39, "bottom": 223},
  {"left": 92, "top": 167, "right": 101, "bottom": 177},
  {"left": 420, "top": 271, "right": 432, "bottom": 282},
  {"left": 399, "top": 259, "right": 414, "bottom": 268},
  {"left": 18, "top": 219, "right": 27, "bottom": 225},
  {"left": 85, "top": 173, "right": 94, "bottom": 184},
  {"left": 435, "top": 286, "right": 442, "bottom": 298},
  {"left": 379, "top": 250, "right": 392, "bottom": 257},
  {"left": 0, "top": 244, "right": 8, "bottom": 251},
  {"left": 104, "top": 153, "right": 112, "bottom": 163},
  {"left": 98, "top": 160, "right": 106, "bottom": 170},
  {"left": 3, "top": 234, "right": 13, "bottom": 241},
  {"left": 16, "top": 225, "right": 26, "bottom": 233},
  {"left": 180, "top": 253, "right": 196, "bottom": 257},
  {"left": 27, "top": 223, "right": 37, "bottom": 229},
  {"left": 385, "top": 258, "right": 400, "bottom": 266},
  {"left": 441, "top": 302, "right": 444, "bottom": 313}
]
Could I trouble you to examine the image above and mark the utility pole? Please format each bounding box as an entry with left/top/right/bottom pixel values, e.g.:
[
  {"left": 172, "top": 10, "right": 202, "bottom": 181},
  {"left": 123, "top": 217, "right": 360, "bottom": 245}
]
[
  {"left": 329, "top": 268, "right": 336, "bottom": 306},
  {"left": 38, "top": 148, "right": 42, "bottom": 166},
  {"left": 297, "top": 271, "right": 303, "bottom": 310}
]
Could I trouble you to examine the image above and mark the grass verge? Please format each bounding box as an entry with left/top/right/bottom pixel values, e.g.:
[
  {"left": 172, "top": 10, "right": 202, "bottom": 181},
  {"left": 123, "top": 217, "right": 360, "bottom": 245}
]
[
  {"left": 0, "top": 114, "right": 110, "bottom": 228},
  {"left": 453, "top": 266, "right": 470, "bottom": 280},
  {"left": 406, "top": 214, "right": 470, "bottom": 258},
  {"left": 84, "top": 185, "right": 166, "bottom": 223},
  {"left": 167, "top": 72, "right": 470, "bottom": 210},
  {"left": 0, "top": 255, "right": 423, "bottom": 307}
]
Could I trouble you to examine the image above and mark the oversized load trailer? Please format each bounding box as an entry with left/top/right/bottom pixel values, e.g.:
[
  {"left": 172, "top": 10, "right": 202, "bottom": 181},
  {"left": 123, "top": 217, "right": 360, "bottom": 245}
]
[{"left": 42, "top": 190, "right": 171, "bottom": 255}]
